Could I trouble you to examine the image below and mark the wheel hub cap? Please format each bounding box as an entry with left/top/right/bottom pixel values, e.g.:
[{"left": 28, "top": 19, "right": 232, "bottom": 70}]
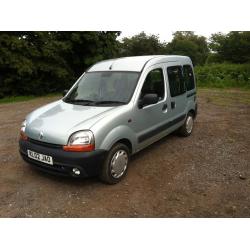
[
  {"left": 110, "top": 150, "right": 128, "bottom": 178},
  {"left": 186, "top": 116, "right": 193, "bottom": 134}
]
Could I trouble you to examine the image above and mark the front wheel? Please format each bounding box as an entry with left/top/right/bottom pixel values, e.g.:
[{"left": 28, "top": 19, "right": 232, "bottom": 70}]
[
  {"left": 99, "top": 143, "right": 130, "bottom": 184},
  {"left": 178, "top": 112, "right": 194, "bottom": 137}
]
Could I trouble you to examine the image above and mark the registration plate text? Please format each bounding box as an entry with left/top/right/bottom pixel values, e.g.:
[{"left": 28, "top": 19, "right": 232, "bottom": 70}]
[{"left": 27, "top": 150, "right": 53, "bottom": 165}]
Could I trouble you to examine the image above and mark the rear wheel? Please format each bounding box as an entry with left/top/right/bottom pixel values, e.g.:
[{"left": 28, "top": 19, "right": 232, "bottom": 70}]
[
  {"left": 99, "top": 143, "right": 130, "bottom": 184},
  {"left": 178, "top": 112, "right": 194, "bottom": 137}
]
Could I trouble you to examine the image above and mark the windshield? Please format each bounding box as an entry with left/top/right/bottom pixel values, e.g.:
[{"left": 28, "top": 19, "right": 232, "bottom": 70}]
[{"left": 64, "top": 71, "right": 140, "bottom": 106}]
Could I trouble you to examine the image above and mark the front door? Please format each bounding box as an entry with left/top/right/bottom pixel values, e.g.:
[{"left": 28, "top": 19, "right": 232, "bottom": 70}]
[{"left": 131, "top": 65, "right": 172, "bottom": 151}]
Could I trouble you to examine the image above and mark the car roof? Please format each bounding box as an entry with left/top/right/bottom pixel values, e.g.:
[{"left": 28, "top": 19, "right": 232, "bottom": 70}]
[{"left": 87, "top": 55, "right": 192, "bottom": 72}]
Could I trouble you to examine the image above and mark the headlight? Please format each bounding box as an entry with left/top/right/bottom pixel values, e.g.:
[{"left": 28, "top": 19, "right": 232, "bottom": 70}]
[
  {"left": 63, "top": 130, "right": 95, "bottom": 152},
  {"left": 20, "top": 120, "right": 28, "bottom": 140}
]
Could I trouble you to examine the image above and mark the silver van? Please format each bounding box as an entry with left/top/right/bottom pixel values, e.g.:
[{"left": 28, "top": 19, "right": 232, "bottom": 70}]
[{"left": 19, "top": 55, "right": 197, "bottom": 184}]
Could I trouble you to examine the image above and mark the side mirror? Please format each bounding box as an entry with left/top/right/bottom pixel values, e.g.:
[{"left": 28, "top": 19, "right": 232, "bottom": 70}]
[
  {"left": 138, "top": 93, "right": 159, "bottom": 109},
  {"left": 62, "top": 89, "right": 68, "bottom": 96}
]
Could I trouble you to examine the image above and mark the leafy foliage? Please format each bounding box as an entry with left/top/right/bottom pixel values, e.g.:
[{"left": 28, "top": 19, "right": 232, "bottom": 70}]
[
  {"left": 0, "top": 31, "right": 120, "bottom": 97},
  {"left": 195, "top": 63, "right": 250, "bottom": 88},
  {"left": 119, "top": 32, "right": 167, "bottom": 56},
  {"left": 55, "top": 32, "right": 120, "bottom": 77},
  {"left": 165, "top": 31, "right": 209, "bottom": 66},
  {"left": 119, "top": 31, "right": 209, "bottom": 66},
  {"left": 209, "top": 32, "right": 250, "bottom": 63}
]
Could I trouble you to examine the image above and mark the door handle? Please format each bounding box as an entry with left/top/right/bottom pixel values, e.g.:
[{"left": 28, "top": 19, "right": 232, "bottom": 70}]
[
  {"left": 171, "top": 101, "right": 176, "bottom": 109},
  {"left": 162, "top": 103, "right": 168, "bottom": 111}
]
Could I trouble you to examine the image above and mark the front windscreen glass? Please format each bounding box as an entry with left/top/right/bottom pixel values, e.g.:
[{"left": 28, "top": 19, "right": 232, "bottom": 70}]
[{"left": 64, "top": 71, "right": 140, "bottom": 106}]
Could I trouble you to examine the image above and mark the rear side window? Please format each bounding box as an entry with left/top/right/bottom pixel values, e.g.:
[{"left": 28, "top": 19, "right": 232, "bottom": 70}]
[
  {"left": 183, "top": 65, "right": 195, "bottom": 91},
  {"left": 167, "top": 66, "right": 186, "bottom": 97},
  {"left": 140, "top": 68, "right": 165, "bottom": 100}
]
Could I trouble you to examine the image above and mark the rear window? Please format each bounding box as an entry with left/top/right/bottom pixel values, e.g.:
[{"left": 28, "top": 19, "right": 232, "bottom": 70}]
[{"left": 183, "top": 65, "right": 195, "bottom": 91}]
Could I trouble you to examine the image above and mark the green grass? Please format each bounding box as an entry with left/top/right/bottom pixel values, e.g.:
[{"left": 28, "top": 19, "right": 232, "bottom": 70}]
[
  {"left": 0, "top": 93, "right": 60, "bottom": 104},
  {"left": 198, "top": 88, "right": 250, "bottom": 106},
  {"left": 197, "top": 81, "right": 250, "bottom": 89}
]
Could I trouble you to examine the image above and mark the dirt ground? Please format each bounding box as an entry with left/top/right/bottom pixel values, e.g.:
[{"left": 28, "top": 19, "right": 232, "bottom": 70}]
[{"left": 0, "top": 89, "right": 250, "bottom": 217}]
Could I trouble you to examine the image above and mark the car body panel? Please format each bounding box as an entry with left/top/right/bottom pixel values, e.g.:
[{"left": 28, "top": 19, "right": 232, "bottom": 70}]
[{"left": 25, "top": 100, "right": 118, "bottom": 145}]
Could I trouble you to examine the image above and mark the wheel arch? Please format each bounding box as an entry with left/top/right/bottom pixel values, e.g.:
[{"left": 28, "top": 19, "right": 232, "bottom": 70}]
[
  {"left": 113, "top": 138, "right": 133, "bottom": 154},
  {"left": 98, "top": 125, "right": 136, "bottom": 154},
  {"left": 188, "top": 107, "right": 197, "bottom": 119}
]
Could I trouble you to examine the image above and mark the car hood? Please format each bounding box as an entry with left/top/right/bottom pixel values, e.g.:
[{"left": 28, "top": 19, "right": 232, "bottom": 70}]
[{"left": 25, "top": 100, "right": 117, "bottom": 145}]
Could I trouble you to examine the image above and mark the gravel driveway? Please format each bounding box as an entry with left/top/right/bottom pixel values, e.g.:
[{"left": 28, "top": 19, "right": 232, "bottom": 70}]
[{"left": 0, "top": 89, "right": 250, "bottom": 217}]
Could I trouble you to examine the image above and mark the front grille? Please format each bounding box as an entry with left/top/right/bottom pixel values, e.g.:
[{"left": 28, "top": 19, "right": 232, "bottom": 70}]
[{"left": 28, "top": 137, "right": 62, "bottom": 149}]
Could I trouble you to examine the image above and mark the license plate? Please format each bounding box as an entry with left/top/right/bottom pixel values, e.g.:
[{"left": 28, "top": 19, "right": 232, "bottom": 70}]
[{"left": 27, "top": 150, "right": 53, "bottom": 165}]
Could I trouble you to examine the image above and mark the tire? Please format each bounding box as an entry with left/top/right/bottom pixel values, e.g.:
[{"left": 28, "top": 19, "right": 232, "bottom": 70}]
[
  {"left": 178, "top": 112, "right": 194, "bottom": 137},
  {"left": 99, "top": 143, "right": 130, "bottom": 184}
]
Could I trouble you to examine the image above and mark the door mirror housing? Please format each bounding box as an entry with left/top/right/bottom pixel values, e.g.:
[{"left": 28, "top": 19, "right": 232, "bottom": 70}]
[
  {"left": 138, "top": 93, "right": 159, "bottom": 109},
  {"left": 62, "top": 89, "right": 68, "bottom": 96}
]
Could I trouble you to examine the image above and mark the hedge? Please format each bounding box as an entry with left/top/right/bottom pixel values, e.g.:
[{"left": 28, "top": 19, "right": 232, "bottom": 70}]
[{"left": 195, "top": 63, "right": 250, "bottom": 88}]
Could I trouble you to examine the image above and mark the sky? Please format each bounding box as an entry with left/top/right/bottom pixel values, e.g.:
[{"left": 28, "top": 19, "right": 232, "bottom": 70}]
[{"left": 119, "top": 31, "right": 226, "bottom": 43}]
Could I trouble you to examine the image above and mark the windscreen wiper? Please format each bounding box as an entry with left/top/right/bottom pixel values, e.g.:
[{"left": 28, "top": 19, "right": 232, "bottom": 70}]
[
  {"left": 93, "top": 100, "right": 126, "bottom": 105},
  {"left": 64, "top": 99, "right": 95, "bottom": 105}
]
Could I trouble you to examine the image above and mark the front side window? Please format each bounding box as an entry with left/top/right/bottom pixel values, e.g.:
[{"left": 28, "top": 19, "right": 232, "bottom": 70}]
[
  {"left": 167, "top": 66, "right": 186, "bottom": 97},
  {"left": 140, "top": 68, "right": 165, "bottom": 101},
  {"left": 64, "top": 71, "right": 139, "bottom": 105},
  {"left": 183, "top": 65, "right": 195, "bottom": 91}
]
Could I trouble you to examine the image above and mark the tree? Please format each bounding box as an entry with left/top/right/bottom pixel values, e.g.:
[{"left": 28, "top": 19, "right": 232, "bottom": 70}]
[
  {"left": 0, "top": 31, "right": 74, "bottom": 96},
  {"left": 0, "top": 31, "right": 121, "bottom": 97},
  {"left": 0, "top": 32, "right": 36, "bottom": 97},
  {"left": 119, "top": 32, "right": 167, "bottom": 57},
  {"left": 55, "top": 31, "right": 120, "bottom": 77},
  {"left": 166, "top": 31, "right": 209, "bottom": 65},
  {"left": 209, "top": 31, "right": 250, "bottom": 63}
]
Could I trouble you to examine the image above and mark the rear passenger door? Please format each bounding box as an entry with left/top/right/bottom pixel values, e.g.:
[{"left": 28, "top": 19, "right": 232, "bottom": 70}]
[{"left": 166, "top": 63, "right": 187, "bottom": 124}]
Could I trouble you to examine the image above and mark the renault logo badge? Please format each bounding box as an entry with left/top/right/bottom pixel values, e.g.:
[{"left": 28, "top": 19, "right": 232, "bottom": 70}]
[{"left": 39, "top": 131, "right": 43, "bottom": 140}]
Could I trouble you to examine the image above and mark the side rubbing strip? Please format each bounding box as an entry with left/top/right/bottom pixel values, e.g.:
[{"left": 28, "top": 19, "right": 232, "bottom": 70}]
[
  {"left": 138, "top": 114, "right": 186, "bottom": 143},
  {"left": 187, "top": 91, "right": 196, "bottom": 98}
]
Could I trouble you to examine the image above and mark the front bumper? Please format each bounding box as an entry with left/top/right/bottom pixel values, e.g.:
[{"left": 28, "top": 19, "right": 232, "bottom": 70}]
[{"left": 19, "top": 138, "right": 107, "bottom": 178}]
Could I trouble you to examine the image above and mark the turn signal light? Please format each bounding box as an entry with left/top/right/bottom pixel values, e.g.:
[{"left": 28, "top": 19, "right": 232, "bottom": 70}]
[
  {"left": 63, "top": 144, "right": 94, "bottom": 152},
  {"left": 20, "top": 131, "right": 28, "bottom": 141}
]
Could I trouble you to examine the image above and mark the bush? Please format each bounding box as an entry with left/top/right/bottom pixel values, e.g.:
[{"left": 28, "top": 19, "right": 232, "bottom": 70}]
[{"left": 195, "top": 63, "right": 250, "bottom": 88}]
